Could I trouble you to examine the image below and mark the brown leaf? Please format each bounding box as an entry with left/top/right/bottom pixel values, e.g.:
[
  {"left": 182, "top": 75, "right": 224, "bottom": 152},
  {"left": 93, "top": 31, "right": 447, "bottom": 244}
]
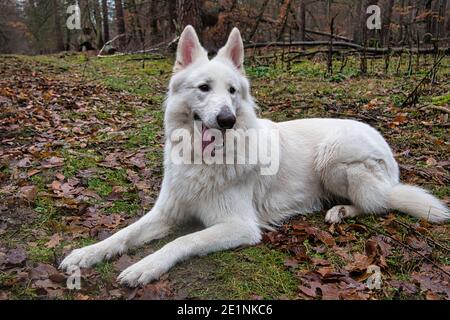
[
  {"left": 316, "top": 266, "right": 335, "bottom": 277},
  {"left": 284, "top": 258, "right": 299, "bottom": 268},
  {"left": 305, "top": 226, "right": 336, "bottom": 246},
  {"left": 136, "top": 280, "right": 174, "bottom": 300},
  {"left": 311, "top": 257, "right": 330, "bottom": 267},
  {"left": 17, "top": 157, "right": 32, "bottom": 168},
  {"left": 405, "top": 236, "right": 432, "bottom": 257},
  {"left": 74, "top": 293, "right": 91, "bottom": 300},
  {"left": 5, "top": 247, "right": 27, "bottom": 265},
  {"left": 46, "top": 234, "right": 62, "bottom": 248},
  {"left": 48, "top": 273, "right": 66, "bottom": 284},
  {"left": 298, "top": 283, "right": 320, "bottom": 298},
  {"left": 27, "top": 169, "right": 41, "bottom": 177},
  {"left": 345, "top": 253, "right": 371, "bottom": 273},
  {"left": 114, "top": 254, "right": 135, "bottom": 272},
  {"left": 19, "top": 185, "right": 37, "bottom": 202},
  {"left": 0, "top": 291, "right": 9, "bottom": 300},
  {"left": 389, "top": 280, "right": 418, "bottom": 295},
  {"left": 41, "top": 156, "right": 64, "bottom": 168},
  {"left": 412, "top": 274, "right": 450, "bottom": 299},
  {"left": 49, "top": 180, "right": 62, "bottom": 191},
  {"left": 319, "top": 283, "right": 341, "bottom": 300},
  {"left": 55, "top": 173, "right": 65, "bottom": 180},
  {"left": 29, "top": 263, "right": 58, "bottom": 280}
]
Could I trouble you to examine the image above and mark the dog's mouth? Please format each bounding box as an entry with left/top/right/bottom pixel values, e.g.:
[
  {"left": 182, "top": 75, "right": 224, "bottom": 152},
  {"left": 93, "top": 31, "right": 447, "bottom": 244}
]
[{"left": 193, "top": 113, "right": 215, "bottom": 153}]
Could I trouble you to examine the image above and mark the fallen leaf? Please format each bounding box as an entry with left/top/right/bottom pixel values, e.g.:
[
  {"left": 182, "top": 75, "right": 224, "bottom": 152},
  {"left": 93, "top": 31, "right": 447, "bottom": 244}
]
[
  {"left": 5, "top": 247, "right": 27, "bottom": 266},
  {"left": 19, "top": 185, "right": 37, "bottom": 202},
  {"left": 46, "top": 234, "right": 62, "bottom": 248}
]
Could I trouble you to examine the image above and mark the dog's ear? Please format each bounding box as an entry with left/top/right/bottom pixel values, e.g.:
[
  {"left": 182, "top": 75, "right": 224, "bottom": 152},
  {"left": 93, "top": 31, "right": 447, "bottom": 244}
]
[
  {"left": 217, "top": 28, "right": 245, "bottom": 73},
  {"left": 174, "top": 25, "right": 207, "bottom": 72}
]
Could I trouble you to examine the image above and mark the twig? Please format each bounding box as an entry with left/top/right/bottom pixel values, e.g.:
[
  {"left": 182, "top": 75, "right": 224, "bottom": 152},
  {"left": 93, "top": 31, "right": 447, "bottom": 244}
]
[
  {"left": 358, "top": 221, "right": 450, "bottom": 278},
  {"left": 401, "top": 54, "right": 446, "bottom": 108},
  {"left": 393, "top": 219, "right": 450, "bottom": 253}
]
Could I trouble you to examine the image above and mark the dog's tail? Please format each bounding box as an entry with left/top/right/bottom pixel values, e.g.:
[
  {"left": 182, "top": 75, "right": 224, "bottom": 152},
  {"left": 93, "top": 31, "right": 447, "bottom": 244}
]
[{"left": 388, "top": 184, "right": 449, "bottom": 223}]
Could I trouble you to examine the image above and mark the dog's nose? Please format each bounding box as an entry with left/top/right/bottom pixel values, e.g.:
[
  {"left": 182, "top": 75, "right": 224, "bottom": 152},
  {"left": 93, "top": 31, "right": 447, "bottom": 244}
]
[{"left": 217, "top": 107, "right": 236, "bottom": 129}]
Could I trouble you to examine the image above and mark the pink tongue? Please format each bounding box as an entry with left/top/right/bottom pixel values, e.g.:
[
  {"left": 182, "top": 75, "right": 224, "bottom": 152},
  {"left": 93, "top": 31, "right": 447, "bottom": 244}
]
[{"left": 202, "top": 126, "right": 214, "bottom": 152}]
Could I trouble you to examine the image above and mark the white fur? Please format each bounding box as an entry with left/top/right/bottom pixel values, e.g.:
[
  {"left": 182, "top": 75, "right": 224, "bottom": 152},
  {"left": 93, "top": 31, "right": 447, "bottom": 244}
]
[{"left": 60, "top": 26, "right": 449, "bottom": 286}]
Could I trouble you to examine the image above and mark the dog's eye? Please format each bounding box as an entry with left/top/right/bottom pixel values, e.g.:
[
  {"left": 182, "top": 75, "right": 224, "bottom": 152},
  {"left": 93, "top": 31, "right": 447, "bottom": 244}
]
[
  {"left": 229, "top": 86, "right": 236, "bottom": 94},
  {"left": 198, "top": 84, "right": 210, "bottom": 92}
]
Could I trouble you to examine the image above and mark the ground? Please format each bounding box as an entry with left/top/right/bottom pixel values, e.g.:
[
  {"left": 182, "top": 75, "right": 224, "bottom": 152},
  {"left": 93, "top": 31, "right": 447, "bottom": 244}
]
[{"left": 0, "top": 52, "right": 449, "bottom": 300}]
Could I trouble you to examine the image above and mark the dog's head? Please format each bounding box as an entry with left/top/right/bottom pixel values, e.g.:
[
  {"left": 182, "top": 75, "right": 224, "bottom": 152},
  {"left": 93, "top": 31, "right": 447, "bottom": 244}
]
[{"left": 165, "top": 26, "right": 256, "bottom": 135}]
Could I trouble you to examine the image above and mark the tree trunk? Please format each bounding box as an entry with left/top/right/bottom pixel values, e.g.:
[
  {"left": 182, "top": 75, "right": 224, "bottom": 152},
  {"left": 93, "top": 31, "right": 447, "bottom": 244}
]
[
  {"left": 438, "top": 0, "right": 448, "bottom": 38},
  {"left": 297, "top": 0, "right": 306, "bottom": 42},
  {"left": 102, "top": 0, "right": 110, "bottom": 42},
  {"left": 381, "top": 0, "right": 395, "bottom": 46},
  {"left": 177, "top": 0, "right": 203, "bottom": 37},
  {"left": 353, "top": 0, "right": 364, "bottom": 44},
  {"left": 276, "top": 0, "right": 292, "bottom": 41},
  {"left": 53, "top": 0, "right": 64, "bottom": 52},
  {"left": 114, "top": 0, "right": 126, "bottom": 47},
  {"left": 93, "top": 0, "right": 104, "bottom": 48},
  {"left": 167, "top": 0, "right": 178, "bottom": 35},
  {"left": 127, "top": 0, "right": 144, "bottom": 44}
]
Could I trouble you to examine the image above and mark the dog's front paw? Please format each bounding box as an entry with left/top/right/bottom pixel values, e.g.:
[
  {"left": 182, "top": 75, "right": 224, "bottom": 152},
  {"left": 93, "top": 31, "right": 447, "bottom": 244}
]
[
  {"left": 117, "top": 256, "right": 167, "bottom": 287},
  {"left": 59, "top": 244, "right": 112, "bottom": 270}
]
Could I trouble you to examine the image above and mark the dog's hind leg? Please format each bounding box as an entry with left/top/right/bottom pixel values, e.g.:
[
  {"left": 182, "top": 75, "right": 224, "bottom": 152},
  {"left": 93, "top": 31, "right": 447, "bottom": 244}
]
[
  {"left": 60, "top": 200, "right": 174, "bottom": 270},
  {"left": 323, "top": 159, "right": 394, "bottom": 224}
]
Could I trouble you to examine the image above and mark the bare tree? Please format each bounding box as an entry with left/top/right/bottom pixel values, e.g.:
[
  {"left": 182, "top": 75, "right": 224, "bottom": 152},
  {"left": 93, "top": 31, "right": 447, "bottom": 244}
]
[
  {"left": 177, "top": 0, "right": 203, "bottom": 36},
  {"left": 52, "top": 0, "right": 64, "bottom": 51},
  {"left": 93, "top": 0, "right": 104, "bottom": 48},
  {"left": 381, "top": 0, "right": 395, "bottom": 46},
  {"left": 114, "top": 0, "right": 126, "bottom": 47},
  {"left": 296, "top": 0, "right": 306, "bottom": 42},
  {"left": 102, "top": 0, "right": 110, "bottom": 43}
]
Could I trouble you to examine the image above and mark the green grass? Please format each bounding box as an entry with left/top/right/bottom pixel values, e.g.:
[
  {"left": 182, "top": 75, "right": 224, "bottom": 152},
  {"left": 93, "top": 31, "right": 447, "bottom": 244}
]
[
  {"left": 192, "top": 246, "right": 298, "bottom": 300},
  {"left": 62, "top": 150, "right": 100, "bottom": 178},
  {"left": 432, "top": 93, "right": 450, "bottom": 106},
  {"left": 88, "top": 178, "right": 112, "bottom": 197},
  {"left": 28, "top": 244, "right": 54, "bottom": 263}
]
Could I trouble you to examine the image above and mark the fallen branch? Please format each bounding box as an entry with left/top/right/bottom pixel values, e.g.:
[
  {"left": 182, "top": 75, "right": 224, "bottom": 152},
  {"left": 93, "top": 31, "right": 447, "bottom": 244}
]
[
  {"left": 305, "top": 28, "right": 353, "bottom": 42},
  {"left": 244, "top": 41, "right": 450, "bottom": 55},
  {"left": 420, "top": 105, "right": 450, "bottom": 113},
  {"left": 97, "top": 38, "right": 176, "bottom": 58},
  {"left": 97, "top": 34, "right": 125, "bottom": 57}
]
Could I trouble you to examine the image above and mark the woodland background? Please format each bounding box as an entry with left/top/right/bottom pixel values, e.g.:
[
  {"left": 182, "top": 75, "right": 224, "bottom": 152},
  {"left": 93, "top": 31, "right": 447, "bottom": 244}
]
[
  {"left": 1, "top": 0, "right": 450, "bottom": 56},
  {"left": 0, "top": 0, "right": 449, "bottom": 300}
]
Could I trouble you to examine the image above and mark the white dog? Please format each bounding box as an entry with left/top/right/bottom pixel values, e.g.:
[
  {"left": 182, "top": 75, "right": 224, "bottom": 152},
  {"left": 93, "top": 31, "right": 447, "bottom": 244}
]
[{"left": 60, "top": 26, "right": 449, "bottom": 286}]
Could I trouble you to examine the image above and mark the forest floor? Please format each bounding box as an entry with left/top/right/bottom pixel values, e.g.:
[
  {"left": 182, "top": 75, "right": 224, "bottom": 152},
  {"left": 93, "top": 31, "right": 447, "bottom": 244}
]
[{"left": 0, "top": 52, "right": 449, "bottom": 300}]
